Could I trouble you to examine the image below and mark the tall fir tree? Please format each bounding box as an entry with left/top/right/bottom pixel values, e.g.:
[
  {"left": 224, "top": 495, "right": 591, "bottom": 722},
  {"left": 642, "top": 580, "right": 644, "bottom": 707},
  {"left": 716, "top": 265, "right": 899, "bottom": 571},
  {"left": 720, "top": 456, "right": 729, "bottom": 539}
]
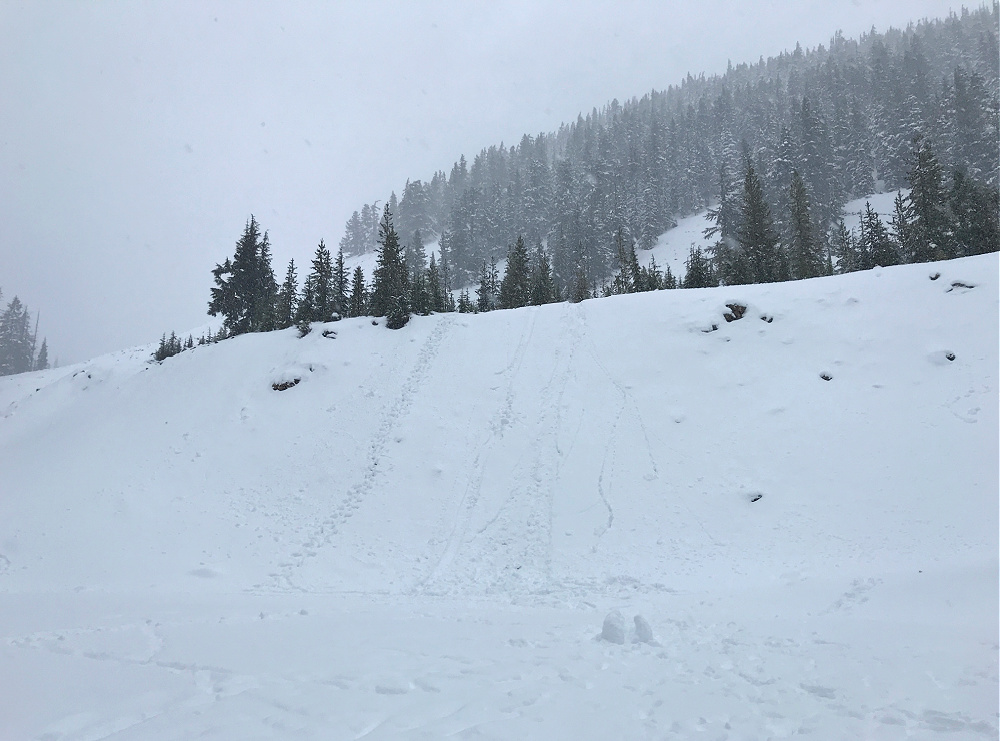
[
  {"left": 858, "top": 202, "right": 898, "bottom": 268},
  {"left": 333, "top": 247, "right": 349, "bottom": 316},
  {"left": 499, "top": 236, "right": 531, "bottom": 309},
  {"left": 348, "top": 266, "right": 368, "bottom": 318},
  {"left": 905, "top": 134, "right": 953, "bottom": 262},
  {"left": 34, "top": 338, "right": 49, "bottom": 371},
  {"left": 208, "top": 216, "right": 275, "bottom": 335},
  {"left": 274, "top": 259, "right": 299, "bottom": 330},
  {"left": 0, "top": 296, "right": 34, "bottom": 375},
  {"left": 682, "top": 247, "right": 715, "bottom": 288},
  {"left": 297, "top": 240, "right": 338, "bottom": 326},
  {"left": 426, "top": 254, "right": 445, "bottom": 312},
  {"left": 787, "top": 170, "right": 826, "bottom": 280},
  {"left": 831, "top": 219, "right": 861, "bottom": 274},
  {"left": 529, "top": 243, "right": 557, "bottom": 305},
  {"left": 948, "top": 168, "right": 1000, "bottom": 256},
  {"left": 476, "top": 257, "right": 500, "bottom": 312},
  {"left": 735, "top": 160, "right": 784, "bottom": 284},
  {"left": 370, "top": 204, "right": 410, "bottom": 328}
]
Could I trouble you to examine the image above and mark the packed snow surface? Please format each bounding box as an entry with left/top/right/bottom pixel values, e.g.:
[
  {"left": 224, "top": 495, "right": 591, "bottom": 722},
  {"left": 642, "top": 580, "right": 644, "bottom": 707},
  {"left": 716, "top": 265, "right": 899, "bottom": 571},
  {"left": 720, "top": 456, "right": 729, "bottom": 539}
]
[{"left": 1, "top": 255, "right": 997, "bottom": 739}]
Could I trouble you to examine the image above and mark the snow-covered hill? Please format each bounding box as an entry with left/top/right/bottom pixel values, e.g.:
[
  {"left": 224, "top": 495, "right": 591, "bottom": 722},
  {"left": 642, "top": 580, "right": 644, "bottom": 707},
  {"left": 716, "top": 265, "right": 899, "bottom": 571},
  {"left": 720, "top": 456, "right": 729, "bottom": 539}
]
[{"left": 1, "top": 255, "right": 997, "bottom": 739}]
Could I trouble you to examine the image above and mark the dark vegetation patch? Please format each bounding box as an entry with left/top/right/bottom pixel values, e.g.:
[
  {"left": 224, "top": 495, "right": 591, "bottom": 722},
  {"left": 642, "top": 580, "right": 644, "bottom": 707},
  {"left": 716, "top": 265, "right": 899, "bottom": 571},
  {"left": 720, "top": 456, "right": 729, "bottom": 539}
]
[{"left": 272, "top": 378, "right": 301, "bottom": 391}]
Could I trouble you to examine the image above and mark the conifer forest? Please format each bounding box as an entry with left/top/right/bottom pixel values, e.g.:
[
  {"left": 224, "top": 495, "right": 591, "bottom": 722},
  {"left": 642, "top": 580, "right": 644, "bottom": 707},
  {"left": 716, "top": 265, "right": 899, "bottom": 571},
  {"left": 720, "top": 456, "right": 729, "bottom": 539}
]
[{"left": 173, "top": 7, "right": 997, "bottom": 355}]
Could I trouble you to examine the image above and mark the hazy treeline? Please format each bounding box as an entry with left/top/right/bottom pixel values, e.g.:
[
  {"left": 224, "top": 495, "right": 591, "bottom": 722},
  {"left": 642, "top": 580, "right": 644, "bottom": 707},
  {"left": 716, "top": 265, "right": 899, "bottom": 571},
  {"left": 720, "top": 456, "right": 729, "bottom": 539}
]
[
  {"left": 336, "top": 6, "right": 998, "bottom": 291},
  {"left": 0, "top": 288, "right": 50, "bottom": 376}
]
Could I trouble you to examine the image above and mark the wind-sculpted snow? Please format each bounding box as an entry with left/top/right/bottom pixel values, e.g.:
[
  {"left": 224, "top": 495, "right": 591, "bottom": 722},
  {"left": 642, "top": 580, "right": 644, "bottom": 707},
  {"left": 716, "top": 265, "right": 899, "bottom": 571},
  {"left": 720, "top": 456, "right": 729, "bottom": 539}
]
[{"left": 0, "top": 255, "right": 997, "bottom": 739}]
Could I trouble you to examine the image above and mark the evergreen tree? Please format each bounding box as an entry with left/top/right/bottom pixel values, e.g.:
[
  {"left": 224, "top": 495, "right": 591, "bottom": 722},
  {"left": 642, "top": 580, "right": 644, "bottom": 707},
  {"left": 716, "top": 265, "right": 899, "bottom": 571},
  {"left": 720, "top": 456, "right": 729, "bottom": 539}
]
[
  {"left": 831, "top": 219, "right": 861, "bottom": 274},
  {"left": 529, "top": 243, "right": 557, "bottom": 305},
  {"left": 663, "top": 264, "right": 677, "bottom": 289},
  {"left": 370, "top": 204, "right": 410, "bottom": 328},
  {"left": 682, "top": 247, "right": 715, "bottom": 288},
  {"left": 457, "top": 288, "right": 474, "bottom": 313},
  {"left": 333, "top": 247, "right": 349, "bottom": 316},
  {"left": 787, "top": 170, "right": 825, "bottom": 280},
  {"left": 208, "top": 216, "right": 275, "bottom": 335},
  {"left": 274, "top": 259, "right": 299, "bottom": 330},
  {"left": 499, "top": 236, "right": 531, "bottom": 309},
  {"left": 410, "top": 268, "right": 430, "bottom": 316},
  {"left": 735, "top": 160, "right": 783, "bottom": 284},
  {"left": 890, "top": 192, "right": 917, "bottom": 262},
  {"left": 297, "top": 240, "right": 338, "bottom": 325},
  {"left": 0, "top": 296, "right": 34, "bottom": 375},
  {"left": 858, "top": 202, "right": 898, "bottom": 268},
  {"left": 255, "top": 231, "right": 278, "bottom": 330},
  {"left": 905, "top": 134, "right": 953, "bottom": 261},
  {"left": 35, "top": 338, "right": 49, "bottom": 371},
  {"left": 427, "top": 254, "right": 445, "bottom": 312},
  {"left": 153, "top": 331, "right": 184, "bottom": 362},
  {"left": 641, "top": 255, "right": 663, "bottom": 291},
  {"left": 476, "top": 257, "right": 500, "bottom": 312},
  {"left": 348, "top": 266, "right": 368, "bottom": 318},
  {"left": 610, "top": 230, "right": 643, "bottom": 294},
  {"left": 948, "top": 168, "right": 1000, "bottom": 256},
  {"left": 405, "top": 229, "right": 428, "bottom": 278},
  {"left": 569, "top": 265, "right": 590, "bottom": 303}
]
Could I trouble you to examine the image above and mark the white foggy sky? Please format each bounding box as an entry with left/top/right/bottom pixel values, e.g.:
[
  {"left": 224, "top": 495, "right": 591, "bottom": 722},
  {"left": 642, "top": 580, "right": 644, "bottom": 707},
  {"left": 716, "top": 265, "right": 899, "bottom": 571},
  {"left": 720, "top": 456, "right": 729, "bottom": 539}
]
[{"left": 0, "top": 0, "right": 960, "bottom": 363}]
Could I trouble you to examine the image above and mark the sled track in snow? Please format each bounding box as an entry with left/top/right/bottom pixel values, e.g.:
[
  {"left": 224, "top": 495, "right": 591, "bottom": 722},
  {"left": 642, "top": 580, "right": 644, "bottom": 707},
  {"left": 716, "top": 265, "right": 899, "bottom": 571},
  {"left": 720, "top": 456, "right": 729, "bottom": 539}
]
[
  {"left": 418, "top": 305, "right": 583, "bottom": 598},
  {"left": 415, "top": 310, "right": 538, "bottom": 595},
  {"left": 270, "top": 316, "right": 455, "bottom": 594}
]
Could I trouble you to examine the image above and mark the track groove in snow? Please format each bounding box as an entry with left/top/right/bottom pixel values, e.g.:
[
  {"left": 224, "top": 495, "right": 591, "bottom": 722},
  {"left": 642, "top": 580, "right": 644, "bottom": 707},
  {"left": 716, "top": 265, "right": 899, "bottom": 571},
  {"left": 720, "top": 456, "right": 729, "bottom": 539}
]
[{"left": 270, "top": 316, "right": 455, "bottom": 594}]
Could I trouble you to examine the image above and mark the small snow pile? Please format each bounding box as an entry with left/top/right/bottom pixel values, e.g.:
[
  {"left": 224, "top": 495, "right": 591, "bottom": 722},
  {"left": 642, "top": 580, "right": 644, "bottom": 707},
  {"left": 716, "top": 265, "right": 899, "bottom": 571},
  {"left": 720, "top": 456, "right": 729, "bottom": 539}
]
[
  {"left": 600, "top": 610, "right": 626, "bottom": 644},
  {"left": 600, "top": 611, "right": 659, "bottom": 646},
  {"left": 633, "top": 614, "right": 658, "bottom": 646}
]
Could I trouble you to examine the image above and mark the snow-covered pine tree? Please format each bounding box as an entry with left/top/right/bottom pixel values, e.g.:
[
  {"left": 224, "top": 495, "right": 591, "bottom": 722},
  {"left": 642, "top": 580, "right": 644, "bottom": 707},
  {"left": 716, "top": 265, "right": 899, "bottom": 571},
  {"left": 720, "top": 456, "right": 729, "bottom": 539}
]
[
  {"left": 275, "top": 259, "right": 298, "bottom": 330},
  {"left": 0, "top": 296, "right": 34, "bottom": 375},
  {"left": 208, "top": 216, "right": 275, "bottom": 336},
  {"left": 735, "top": 159, "right": 784, "bottom": 284},
  {"left": 297, "top": 240, "right": 337, "bottom": 326},
  {"left": 333, "top": 247, "right": 348, "bottom": 316},
  {"left": 787, "top": 170, "right": 826, "bottom": 280},
  {"left": 529, "top": 243, "right": 557, "bottom": 305},
  {"left": 905, "top": 134, "right": 953, "bottom": 262},
  {"left": 948, "top": 168, "right": 1000, "bottom": 256},
  {"left": 499, "top": 236, "right": 530, "bottom": 309},
  {"left": 831, "top": 219, "right": 860, "bottom": 274},
  {"left": 682, "top": 247, "right": 715, "bottom": 288},
  {"left": 858, "top": 202, "right": 898, "bottom": 268},
  {"left": 348, "top": 266, "right": 367, "bottom": 318},
  {"left": 370, "top": 205, "right": 410, "bottom": 328},
  {"left": 34, "top": 338, "right": 49, "bottom": 371}
]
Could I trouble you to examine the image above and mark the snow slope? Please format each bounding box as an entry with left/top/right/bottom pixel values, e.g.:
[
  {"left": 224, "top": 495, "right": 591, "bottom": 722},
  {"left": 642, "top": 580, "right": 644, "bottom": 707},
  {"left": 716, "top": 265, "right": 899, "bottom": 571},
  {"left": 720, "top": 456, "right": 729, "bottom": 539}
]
[{"left": 1, "top": 255, "right": 997, "bottom": 739}]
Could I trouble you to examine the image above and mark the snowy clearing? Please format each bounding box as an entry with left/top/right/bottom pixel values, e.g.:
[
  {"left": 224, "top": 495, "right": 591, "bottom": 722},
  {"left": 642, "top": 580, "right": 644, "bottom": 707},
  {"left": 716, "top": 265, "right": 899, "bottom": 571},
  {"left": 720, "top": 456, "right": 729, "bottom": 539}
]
[{"left": 1, "top": 254, "right": 997, "bottom": 739}]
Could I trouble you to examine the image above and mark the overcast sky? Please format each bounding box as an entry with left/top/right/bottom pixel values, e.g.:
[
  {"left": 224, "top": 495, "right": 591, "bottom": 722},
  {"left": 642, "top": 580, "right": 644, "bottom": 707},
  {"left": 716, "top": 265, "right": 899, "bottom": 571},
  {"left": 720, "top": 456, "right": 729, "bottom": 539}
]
[{"left": 0, "top": 0, "right": 961, "bottom": 364}]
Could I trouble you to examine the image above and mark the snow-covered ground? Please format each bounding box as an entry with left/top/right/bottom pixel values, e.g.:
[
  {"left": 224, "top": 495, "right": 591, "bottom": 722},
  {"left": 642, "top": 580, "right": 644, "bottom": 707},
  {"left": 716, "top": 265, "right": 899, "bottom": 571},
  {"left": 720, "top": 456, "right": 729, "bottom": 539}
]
[{"left": 1, "top": 254, "right": 997, "bottom": 739}]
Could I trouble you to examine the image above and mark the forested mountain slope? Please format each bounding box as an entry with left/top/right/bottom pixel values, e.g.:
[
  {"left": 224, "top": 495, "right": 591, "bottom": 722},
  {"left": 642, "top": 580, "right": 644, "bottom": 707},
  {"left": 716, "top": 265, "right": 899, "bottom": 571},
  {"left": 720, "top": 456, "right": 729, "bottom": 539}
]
[{"left": 336, "top": 6, "right": 998, "bottom": 289}]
